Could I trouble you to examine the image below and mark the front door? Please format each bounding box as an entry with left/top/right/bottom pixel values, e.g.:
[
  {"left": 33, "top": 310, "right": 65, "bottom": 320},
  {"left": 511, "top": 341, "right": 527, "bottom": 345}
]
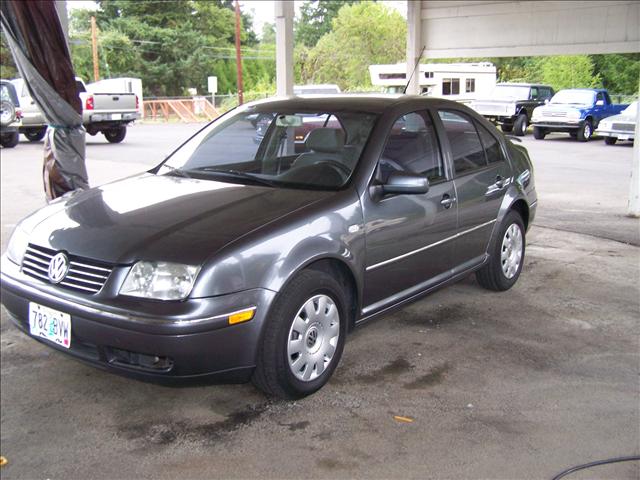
[{"left": 361, "top": 110, "right": 457, "bottom": 313}]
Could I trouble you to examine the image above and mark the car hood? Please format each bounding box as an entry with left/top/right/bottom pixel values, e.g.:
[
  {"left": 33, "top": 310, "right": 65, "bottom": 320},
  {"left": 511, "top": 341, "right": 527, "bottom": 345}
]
[
  {"left": 24, "top": 173, "right": 332, "bottom": 265},
  {"left": 598, "top": 113, "right": 637, "bottom": 124}
]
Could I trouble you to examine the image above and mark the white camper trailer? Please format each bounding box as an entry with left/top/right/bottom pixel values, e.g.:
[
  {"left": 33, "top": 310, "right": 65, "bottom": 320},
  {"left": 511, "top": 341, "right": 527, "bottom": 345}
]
[
  {"left": 369, "top": 62, "right": 497, "bottom": 102},
  {"left": 86, "top": 77, "right": 144, "bottom": 117}
]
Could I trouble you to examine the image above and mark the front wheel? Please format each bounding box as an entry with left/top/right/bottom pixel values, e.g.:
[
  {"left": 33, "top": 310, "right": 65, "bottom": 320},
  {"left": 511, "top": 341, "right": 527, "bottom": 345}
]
[
  {"left": 576, "top": 120, "right": 592, "bottom": 142},
  {"left": 533, "top": 126, "right": 547, "bottom": 140},
  {"left": 476, "top": 210, "right": 525, "bottom": 291},
  {"left": 513, "top": 113, "right": 528, "bottom": 137},
  {"left": 0, "top": 132, "right": 19, "bottom": 148},
  {"left": 24, "top": 128, "right": 46, "bottom": 142},
  {"left": 103, "top": 126, "right": 127, "bottom": 143},
  {"left": 604, "top": 137, "right": 617, "bottom": 145},
  {"left": 252, "top": 269, "right": 348, "bottom": 399},
  {"left": 501, "top": 124, "right": 513, "bottom": 133}
]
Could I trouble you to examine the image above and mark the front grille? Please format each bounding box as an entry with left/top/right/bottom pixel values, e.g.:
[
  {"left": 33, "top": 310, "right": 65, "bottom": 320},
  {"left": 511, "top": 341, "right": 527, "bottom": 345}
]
[
  {"left": 22, "top": 244, "right": 114, "bottom": 294},
  {"left": 545, "top": 111, "right": 567, "bottom": 117},
  {"left": 612, "top": 123, "right": 635, "bottom": 132}
]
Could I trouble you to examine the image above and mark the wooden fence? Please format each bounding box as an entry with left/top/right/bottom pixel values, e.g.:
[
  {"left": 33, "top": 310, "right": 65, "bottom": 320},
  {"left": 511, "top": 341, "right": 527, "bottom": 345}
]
[{"left": 143, "top": 98, "right": 220, "bottom": 122}]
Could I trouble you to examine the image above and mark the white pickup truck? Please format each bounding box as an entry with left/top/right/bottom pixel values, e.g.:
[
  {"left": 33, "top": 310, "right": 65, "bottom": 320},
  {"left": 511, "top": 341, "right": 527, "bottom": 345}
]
[{"left": 11, "top": 77, "right": 139, "bottom": 143}]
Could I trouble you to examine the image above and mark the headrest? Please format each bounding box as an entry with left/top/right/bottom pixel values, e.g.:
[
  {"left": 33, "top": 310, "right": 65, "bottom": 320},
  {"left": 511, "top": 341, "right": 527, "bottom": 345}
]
[{"left": 306, "top": 128, "right": 345, "bottom": 153}]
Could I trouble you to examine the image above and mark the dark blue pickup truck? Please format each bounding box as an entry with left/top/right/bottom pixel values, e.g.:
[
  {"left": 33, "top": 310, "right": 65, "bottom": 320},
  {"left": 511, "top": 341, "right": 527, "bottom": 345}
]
[{"left": 530, "top": 89, "right": 628, "bottom": 142}]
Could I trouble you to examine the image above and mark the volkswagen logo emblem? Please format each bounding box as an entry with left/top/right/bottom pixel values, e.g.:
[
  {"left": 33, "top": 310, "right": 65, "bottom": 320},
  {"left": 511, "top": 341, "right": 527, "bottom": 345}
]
[{"left": 48, "top": 252, "right": 69, "bottom": 284}]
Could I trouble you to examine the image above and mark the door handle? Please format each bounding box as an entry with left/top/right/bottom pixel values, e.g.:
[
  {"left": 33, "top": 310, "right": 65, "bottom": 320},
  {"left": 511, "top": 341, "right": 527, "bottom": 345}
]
[{"left": 441, "top": 194, "right": 455, "bottom": 209}]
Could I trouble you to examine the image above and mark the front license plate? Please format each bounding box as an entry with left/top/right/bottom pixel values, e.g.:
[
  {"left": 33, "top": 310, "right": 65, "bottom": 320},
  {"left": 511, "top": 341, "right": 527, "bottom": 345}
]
[
  {"left": 111, "top": 113, "right": 122, "bottom": 120},
  {"left": 28, "top": 302, "right": 71, "bottom": 349}
]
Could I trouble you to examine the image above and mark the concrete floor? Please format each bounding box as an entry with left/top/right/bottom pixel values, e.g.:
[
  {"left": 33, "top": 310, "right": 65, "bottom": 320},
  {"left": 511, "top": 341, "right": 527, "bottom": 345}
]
[{"left": 1, "top": 125, "right": 638, "bottom": 479}]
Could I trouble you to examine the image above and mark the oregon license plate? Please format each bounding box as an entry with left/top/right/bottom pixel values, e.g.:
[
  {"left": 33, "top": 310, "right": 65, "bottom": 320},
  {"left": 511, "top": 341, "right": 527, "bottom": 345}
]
[{"left": 28, "top": 302, "right": 71, "bottom": 349}]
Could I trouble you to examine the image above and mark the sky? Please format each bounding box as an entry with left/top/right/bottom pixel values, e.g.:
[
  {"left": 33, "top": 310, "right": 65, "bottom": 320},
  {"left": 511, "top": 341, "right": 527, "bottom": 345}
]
[{"left": 67, "top": 1, "right": 408, "bottom": 38}]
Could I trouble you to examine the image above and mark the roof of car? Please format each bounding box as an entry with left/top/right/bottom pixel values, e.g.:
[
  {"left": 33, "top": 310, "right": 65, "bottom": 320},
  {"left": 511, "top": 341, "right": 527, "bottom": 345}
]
[
  {"left": 244, "top": 94, "right": 459, "bottom": 114},
  {"left": 496, "top": 83, "right": 552, "bottom": 88}
]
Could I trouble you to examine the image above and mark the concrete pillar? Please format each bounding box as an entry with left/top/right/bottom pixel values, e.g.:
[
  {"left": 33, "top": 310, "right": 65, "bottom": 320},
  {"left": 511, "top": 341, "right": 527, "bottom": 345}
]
[
  {"left": 275, "top": 1, "right": 294, "bottom": 97},
  {"left": 406, "top": 0, "right": 423, "bottom": 95},
  {"left": 628, "top": 97, "right": 640, "bottom": 217}
]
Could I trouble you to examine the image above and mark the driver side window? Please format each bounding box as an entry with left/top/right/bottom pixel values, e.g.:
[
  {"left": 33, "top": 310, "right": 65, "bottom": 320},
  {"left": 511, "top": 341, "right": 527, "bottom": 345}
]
[{"left": 378, "top": 111, "right": 445, "bottom": 183}]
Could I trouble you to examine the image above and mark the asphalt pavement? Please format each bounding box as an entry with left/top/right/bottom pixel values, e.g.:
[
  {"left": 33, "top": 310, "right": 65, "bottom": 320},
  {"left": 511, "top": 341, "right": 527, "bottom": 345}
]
[{"left": 0, "top": 123, "right": 638, "bottom": 479}]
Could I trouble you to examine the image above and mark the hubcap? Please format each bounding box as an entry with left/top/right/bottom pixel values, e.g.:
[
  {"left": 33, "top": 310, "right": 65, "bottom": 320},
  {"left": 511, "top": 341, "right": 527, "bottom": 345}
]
[
  {"left": 287, "top": 294, "right": 340, "bottom": 382},
  {"left": 584, "top": 123, "right": 591, "bottom": 138},
  {"left": 500, "top": 223, "right": 523, "bottom": 279}
]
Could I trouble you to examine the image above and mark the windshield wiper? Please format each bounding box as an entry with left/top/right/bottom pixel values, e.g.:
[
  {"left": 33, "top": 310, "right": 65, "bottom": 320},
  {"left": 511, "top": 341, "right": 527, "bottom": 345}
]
[
  {"left": 187, "top": 167, "right": 277, "bottom": 187},
  {"left": 159, "top": 163, "right": 191, "bottom": 178}
]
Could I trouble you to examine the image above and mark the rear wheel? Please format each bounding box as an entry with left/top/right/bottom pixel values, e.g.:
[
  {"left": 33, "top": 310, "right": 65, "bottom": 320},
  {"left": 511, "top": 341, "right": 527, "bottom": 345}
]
[
  {"left": 103, "top": 126, "right": 127, "bottom": 143},
  {"left": 0, "top": 100, "right": 16, "bottom": 127},
  {"left": 513, "top": 113, "right": 528, "bottom": 137},
  {"left": 576, "top": 120, "right": 592, "bottom": 142},
  {"left": 24, "top": 128, "right": 46, "bottom": 142},
  {"left": 604, "top": 136, "right": 617, "bottom": 145},
  {"left": 476, "top": 210, "right": 525, "bottom": 291},
  {"left": 533, "top": 126, "right": 547, "bottom": 140},
  {"left": 252, "top": 269, "right": 347, "bottom": 399},
  {"left": 0, "top": 132, "right": 19, "bottom": 148}
]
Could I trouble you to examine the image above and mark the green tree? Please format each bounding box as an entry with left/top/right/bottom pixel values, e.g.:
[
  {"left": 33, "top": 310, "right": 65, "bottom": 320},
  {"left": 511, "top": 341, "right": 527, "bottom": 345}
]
[
  {"left": 295, "top": 0, "right": 354, "bottom": 47},
  {"left": 305, "top": 2, "right": 406, "bottom": 89},
  {"left": 1, "top": 30, "right": 18, "bottom": 79},
  {"left": 528, "top": 55, "right": 601, "bottom": 91},
  {"left": 591, "top": 53, "right": 640, "bottom": 95}
]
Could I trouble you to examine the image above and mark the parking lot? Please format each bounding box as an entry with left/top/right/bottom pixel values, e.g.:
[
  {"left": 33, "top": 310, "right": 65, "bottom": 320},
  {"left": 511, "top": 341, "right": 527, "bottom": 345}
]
[{"left": 1, "top": 124, "right": 638, "bottom": 479}]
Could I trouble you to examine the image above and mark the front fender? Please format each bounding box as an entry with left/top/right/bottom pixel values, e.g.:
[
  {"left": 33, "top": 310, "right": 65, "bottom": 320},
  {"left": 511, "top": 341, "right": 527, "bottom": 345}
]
[{"left": 190, "top": 189, "right": 365, "bottom": 298}]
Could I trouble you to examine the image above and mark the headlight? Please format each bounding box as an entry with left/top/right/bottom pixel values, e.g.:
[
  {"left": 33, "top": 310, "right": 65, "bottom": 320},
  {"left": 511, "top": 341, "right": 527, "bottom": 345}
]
[
  {"left": 599, "top": 122, "right": 611, "bottom": 130},
  {"left": 567, "top": 110, "right": 582, "bottom": 120},
  {"left": 531, "top": 108, "right": 541, "bottom": 121},
  {"left": 120, "top": 261, "right": 200, "bottom": 300},
  {"left": 6, "top": 225, "right": 29, "bottom": 265}
]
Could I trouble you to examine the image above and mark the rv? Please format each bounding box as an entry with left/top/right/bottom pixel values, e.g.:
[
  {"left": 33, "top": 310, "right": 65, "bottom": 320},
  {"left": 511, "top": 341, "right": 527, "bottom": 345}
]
[{"left": 369, "top": 62, "right": 496, "bottom": 102}]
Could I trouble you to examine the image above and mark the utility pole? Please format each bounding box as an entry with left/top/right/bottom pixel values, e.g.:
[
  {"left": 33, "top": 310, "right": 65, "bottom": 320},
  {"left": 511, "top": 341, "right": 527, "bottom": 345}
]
[
  {"left": 234, "top": 0, "right": 243, "bottom": 105},
  {"left": 91, "top": 16, "right": 99, "bottom": 82}
]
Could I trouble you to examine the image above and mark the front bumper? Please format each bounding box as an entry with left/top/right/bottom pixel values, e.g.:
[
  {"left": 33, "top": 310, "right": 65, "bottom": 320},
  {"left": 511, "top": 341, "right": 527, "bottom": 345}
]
[
  {"left": 595, "top": 129, "right": 635, "bottom": 140},
  {"left": 1, "top": 256, "right": 276, "bottom": 381},
  {"left": 531, "top": 120, "right": 582, "bottom": 131}
]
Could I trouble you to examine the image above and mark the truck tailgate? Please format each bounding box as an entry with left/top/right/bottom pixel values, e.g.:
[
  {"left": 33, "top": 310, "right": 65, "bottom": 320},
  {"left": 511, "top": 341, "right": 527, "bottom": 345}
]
[{"left": 92, "top": 93, "right": 136, "bottom": 112}]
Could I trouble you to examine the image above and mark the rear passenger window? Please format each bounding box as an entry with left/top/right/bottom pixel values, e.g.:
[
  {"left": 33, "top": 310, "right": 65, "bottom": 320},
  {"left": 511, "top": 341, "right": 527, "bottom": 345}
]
[
  {"left": 476, "top": 124, "right": 504, "bottom": 164},
  {"left": 438, "top": 110, "right": 487, "bottom": 174},
  {"left": 379, "top": 111, "right": 445, "bottom": 183}
]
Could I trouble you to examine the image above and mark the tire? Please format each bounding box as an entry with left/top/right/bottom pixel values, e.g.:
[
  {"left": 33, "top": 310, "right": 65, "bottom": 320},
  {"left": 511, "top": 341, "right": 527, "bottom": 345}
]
[
  {"left": 604, "top": 137, "right": 617, "bottom": 145},
  {"left": 0, "top": 132, "right": 19, "bottom": 148},
  {"left": 576, "top": 119, "right": 592, "bottom": 142},
  {"left": 24, "top": 128, "right": 46, "bottom": 142},
  {"left": 533, "top": 126, "right": 547, "bottom": 140},
  {"left": 252, "top": 269, "right": 348, "bottom": 399},
  {"left": 500, "top": 124, "right": 513, "bottom": 133},
  {"left": 103, "top": 126, "right": 127, "bottom": 143},
  {"left": 476, "top": 210, "right": 525, "bottom": 291},
  {"left": 0, "top": 100, "right": 16, "bottom": 127},
  {"left": 513, "top": 113, "right": 528, "bottom": 137}
]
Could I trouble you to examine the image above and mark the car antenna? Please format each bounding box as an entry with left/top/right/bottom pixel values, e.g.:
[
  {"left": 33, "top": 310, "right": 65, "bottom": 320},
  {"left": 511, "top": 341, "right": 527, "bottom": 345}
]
[{"left": 403, "top": 46, "right": 426, "bottom": 94}]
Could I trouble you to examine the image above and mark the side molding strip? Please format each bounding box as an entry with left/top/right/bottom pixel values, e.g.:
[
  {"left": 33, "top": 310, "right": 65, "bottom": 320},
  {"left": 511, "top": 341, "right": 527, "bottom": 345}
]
[{"left": 365, "top": 219, "right": 497, "bottom": 272}]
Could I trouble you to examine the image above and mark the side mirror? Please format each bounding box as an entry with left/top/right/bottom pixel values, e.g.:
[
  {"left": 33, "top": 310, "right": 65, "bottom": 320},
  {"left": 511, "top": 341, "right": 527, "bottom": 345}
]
[
  {"left": 595, "top": 100, "right": 605, "bottom": 106},
  {"left": 544, "top": 99, "right": 550, "bottom": 104},
  {"left": 382, "top": 171, "right": 429, "bottom": 195}
]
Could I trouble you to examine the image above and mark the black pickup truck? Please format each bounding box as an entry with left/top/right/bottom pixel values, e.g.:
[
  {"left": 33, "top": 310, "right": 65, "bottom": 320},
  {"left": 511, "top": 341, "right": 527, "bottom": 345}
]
[{"left": 470, "top": 83, "right": 555, "bottom": 136}]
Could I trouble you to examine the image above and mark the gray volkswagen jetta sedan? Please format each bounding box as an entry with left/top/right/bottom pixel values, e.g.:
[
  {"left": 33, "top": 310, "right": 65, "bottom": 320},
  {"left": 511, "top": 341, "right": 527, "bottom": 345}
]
[{"left": 1, "top": 95, "right": 536, "bottom": 398}]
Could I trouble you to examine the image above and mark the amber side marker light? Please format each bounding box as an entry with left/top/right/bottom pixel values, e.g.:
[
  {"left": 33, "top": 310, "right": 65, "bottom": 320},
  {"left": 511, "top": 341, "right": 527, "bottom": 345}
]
[{"left": 228, "top": 307, "right": 256, "bottom": 325}]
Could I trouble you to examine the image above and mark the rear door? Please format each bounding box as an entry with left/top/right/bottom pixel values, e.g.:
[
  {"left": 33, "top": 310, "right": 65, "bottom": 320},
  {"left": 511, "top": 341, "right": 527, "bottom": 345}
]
[
  {"left": 361, "top": 110, "right": 457, "bottom": 312},
  {"left": 435, "top": 110, "right": 511, "bottom": 267}
]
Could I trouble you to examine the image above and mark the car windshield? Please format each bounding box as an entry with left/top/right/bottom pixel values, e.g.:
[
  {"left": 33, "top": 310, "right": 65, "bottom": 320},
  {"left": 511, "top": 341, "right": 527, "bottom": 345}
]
[
  {"left": 622, "top": 101, "right": 637, "bottom": 116},
  {"left": 550, "top": 90, "right": 595, "bottom": 105},
  {"left": 491, "top": 85, "right": 531, "bottom": 100},
  {"left": 158, "top": 108, "right": 378, "bottom": 190}
]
